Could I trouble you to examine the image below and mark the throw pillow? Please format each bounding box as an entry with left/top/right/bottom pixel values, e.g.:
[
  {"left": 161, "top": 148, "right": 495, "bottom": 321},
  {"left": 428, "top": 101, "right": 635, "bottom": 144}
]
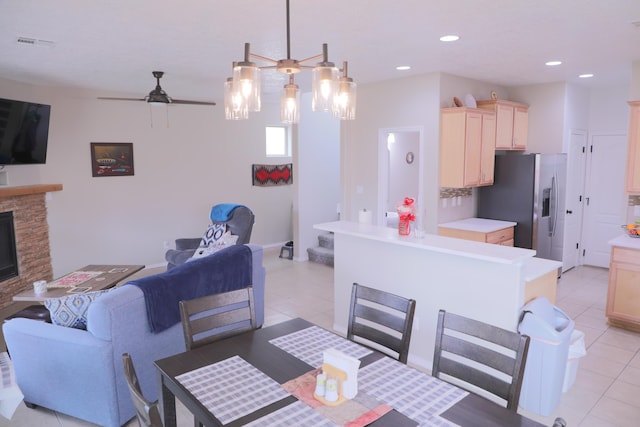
[
  {"left": 44, "top": 290, "right": 110, "bottom": 329},
  {"left": 200, "top": 223, "right": 227, "bottom": 247}
]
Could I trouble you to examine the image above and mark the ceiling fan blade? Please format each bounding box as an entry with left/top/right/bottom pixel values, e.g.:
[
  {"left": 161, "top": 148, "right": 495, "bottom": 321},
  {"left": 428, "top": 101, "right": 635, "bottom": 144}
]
[
  {"left": 97, "top": 97, "right": 146, "bottom": 102},
  {"left": 98, "top": 73, "right": 216, "bottom": 106},
  {"left": 170, "top": 99, "right": 217, "bottom": 106}
]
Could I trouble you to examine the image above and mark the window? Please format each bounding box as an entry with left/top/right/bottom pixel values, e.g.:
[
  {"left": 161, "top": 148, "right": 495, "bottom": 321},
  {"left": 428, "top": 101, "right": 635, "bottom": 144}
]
[{"left": 266, "top": 126, "right": 290, "bottom": 157}]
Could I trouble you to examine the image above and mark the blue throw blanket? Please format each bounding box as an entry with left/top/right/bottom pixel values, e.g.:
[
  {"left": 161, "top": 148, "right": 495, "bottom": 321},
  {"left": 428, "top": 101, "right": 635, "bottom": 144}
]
[
  {"left": 127, "top": 244, "right": 253, "bottom": 333},
  {"left": 210, "top": 203, "right": 244, "bottom": 222}
]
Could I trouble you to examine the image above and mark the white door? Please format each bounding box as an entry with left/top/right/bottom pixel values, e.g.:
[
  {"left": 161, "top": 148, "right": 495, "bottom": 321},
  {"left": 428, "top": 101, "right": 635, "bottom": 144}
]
[
  {"left": 562, "top": 130, "right": 587, "bottom": 271},
  {"left": 582, "top": 134, "right": 628, "bottom": 267}
]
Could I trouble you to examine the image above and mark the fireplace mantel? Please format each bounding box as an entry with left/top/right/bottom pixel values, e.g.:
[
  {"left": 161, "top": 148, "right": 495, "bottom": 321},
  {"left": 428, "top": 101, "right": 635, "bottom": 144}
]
[{"left": 0, "top": 184, "right": 63, "bottom": 199}]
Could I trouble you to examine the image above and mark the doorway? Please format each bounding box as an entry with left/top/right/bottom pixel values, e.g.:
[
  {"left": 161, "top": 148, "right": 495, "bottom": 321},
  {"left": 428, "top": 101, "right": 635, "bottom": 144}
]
[
  {"left": 563, "top": 130, "right": 588, "bottom": 272},
  {"left": 377, "top": 127, "right": 424, "bottom": 227},
  {"left": 581, "top": 133, "right": 628, "bottom": 268}
]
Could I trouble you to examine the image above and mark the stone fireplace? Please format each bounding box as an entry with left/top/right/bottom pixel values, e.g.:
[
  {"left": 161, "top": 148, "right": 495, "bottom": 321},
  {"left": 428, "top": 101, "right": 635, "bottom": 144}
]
[{"left": 0, "top": 184, "right": 62, "bottom": 309}]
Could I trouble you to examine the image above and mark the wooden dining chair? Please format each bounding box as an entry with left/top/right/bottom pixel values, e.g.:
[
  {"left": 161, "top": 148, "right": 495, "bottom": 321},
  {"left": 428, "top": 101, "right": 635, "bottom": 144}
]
[
  {"left": 347, "top": 282, "right": 416, "bottom": 363},
  {"left": 432, "top": 309, "right": 530, "bottom": 412},
  {"left": 122, "top": 353, "right": 163, "bottom": 427},
  {"left": 179, "top": 286, "right": 257, "bottom": 351}
]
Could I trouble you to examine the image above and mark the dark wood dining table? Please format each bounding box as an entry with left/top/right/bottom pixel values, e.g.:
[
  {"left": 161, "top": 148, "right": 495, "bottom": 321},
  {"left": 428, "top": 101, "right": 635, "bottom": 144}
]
[{"left": 154, "top": 317, "right": 545, "bottom": 427}]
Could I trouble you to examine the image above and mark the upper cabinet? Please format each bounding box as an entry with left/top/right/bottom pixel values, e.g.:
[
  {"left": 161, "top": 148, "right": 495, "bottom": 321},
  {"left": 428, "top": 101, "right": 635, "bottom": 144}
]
[
  {"left": 440, "top": 107, "right": 496, "bottom": 188},
  {"left": 626, "top": 101, "right": 640, "bottom": 194},
  {"left": 477, "top": 100, "right": 529, "bottom": 150}
]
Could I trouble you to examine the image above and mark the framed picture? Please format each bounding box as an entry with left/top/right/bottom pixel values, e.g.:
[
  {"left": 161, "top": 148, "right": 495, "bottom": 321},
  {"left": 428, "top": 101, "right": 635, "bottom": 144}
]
[{"left": 90, "top": 143, "right": 134, "bottom": 177}]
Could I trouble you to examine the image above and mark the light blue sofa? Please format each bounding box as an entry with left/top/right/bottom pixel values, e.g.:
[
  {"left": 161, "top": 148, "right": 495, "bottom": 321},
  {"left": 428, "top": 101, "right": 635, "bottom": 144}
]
[{"left": 3, "top": 244, "right": 265, "bottom": 427}]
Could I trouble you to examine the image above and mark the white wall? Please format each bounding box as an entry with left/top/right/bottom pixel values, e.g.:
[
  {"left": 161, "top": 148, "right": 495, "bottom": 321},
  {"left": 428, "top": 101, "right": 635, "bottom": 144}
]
[
  {"left": 589, "top": 85, "right": 631, "bottom": 133},
  {"left": 0, "top": 77, "right": 294, "bottom": 277},
  {"left": 341, "top": 73, "right": 441, "bottom": 232},
  {"left": 295, "top": 92, "right": 340, "bottom": 260}
]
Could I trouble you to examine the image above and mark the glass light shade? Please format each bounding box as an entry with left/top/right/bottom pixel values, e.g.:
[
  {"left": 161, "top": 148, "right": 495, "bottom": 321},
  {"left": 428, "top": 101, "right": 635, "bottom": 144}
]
[
  {"left": 223, "top": 78, "right": 248, "bottom": 120},
  {"left": 280, "top": 83, "right": 300, "bottom": 124},
  {"left": 332, "top": 79, "right": 357, "bottom": 120},
  {"left": 233, "top": 63, "right": 261, "bottom": 112},
  {"left": 312, "top": 65, "right": 338, "bottom": 112}
]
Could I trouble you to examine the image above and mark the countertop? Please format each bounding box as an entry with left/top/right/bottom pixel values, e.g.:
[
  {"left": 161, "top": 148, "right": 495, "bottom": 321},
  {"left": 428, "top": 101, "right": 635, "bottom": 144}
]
[
  {"left": 609, "top": 234, "right": 640, "bottom": 250},
  {"left": 438, "top": 218, "right": 517, "bottom": 233},
  {"left": 315, "top": 220, "right": 535, "bottom": 265},
  {"left": 523, "top": 257, "right": 562, "bottom": 282}
]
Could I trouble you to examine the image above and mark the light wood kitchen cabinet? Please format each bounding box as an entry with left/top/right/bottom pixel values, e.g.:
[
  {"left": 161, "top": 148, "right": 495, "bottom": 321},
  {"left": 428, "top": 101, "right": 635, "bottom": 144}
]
[
  {"left": 625, "top": 101, "right": 640, "bottom": 194},
  {"left": 438, "top": 223, "right": 514, "bottom": 246},
  {"left": 477, "top": 100, "right": 528, "bottom": 150},
  {"left": 440, "top": 107, "right": 496, "bottom": 188},
  {"left": 606, "top": 245, "right": 640, "bottom": 329}
]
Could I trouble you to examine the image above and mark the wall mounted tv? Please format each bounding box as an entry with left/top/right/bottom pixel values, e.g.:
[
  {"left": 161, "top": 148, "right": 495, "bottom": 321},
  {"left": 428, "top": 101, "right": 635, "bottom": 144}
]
[{"left": 0, "top": 97, "right": 51, "bottom": 165}]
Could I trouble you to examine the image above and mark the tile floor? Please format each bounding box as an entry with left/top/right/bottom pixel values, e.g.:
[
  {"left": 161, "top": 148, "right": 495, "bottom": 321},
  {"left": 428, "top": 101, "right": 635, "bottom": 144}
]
[{"left": 1, "top": 248, "right": 639, "bottom": 426}]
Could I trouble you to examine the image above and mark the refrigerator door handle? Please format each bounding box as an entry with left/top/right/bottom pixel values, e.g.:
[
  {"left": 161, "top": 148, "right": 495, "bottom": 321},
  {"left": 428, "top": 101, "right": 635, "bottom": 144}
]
[{"left": 549, "top": 174, "right": 558, "bottom": 236}]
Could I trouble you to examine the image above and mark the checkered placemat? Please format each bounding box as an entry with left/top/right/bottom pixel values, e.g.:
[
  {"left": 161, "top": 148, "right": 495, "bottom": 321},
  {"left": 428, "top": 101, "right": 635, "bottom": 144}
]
[
  {"left": 269, "top": 326, "right": 372, "bottom": 367},
  {"left": 358, "top": 357, "right": 468, "bottom": 426},
  {"left": 175, "top": 356, "right": 290, "bottom": 425},
  {"left": 244, "top": 401, "right": 340, "bottom": 427}
]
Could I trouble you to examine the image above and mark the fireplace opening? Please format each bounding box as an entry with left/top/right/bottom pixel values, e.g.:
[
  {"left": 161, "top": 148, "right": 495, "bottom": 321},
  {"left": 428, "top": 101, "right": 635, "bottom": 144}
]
[{"left": 0, "top": 211, "right": 18, "bottom": 282}]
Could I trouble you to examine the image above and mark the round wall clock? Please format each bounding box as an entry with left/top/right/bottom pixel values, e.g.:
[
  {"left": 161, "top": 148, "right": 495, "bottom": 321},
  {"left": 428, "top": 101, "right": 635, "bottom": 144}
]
[{"left": 406, "top": 152, "right": 414, "bottom": 164}]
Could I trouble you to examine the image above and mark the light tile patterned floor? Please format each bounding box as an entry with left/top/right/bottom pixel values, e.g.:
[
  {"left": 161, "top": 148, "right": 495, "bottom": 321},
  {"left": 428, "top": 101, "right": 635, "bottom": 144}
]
[{"left": 1, "top": 249, "right": 638, "bottom": 426}]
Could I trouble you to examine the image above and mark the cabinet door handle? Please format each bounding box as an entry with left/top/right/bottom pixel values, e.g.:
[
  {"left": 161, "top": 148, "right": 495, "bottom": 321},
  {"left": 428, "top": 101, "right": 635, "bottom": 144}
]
[{"left": 566, "top": 210, "right": 573, "bottom": 214}]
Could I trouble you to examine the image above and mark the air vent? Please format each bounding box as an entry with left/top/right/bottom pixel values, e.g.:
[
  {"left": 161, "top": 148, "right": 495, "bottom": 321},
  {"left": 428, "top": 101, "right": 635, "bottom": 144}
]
[{"left": 15, "top": 37, "right": 55, "bottom": 48}]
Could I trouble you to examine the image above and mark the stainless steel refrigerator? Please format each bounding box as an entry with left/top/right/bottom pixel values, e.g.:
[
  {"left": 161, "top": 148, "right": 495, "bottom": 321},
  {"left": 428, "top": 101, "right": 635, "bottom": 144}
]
[{"left": 477, "top": 153, "right": 567, "bottom": 263}]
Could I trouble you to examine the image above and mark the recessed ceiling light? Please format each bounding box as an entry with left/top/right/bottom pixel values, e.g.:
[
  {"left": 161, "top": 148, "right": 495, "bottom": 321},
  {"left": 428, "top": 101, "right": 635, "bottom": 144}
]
[
  {"left": 545, "top": 60, "right": 562, "bottom": 66},
  {"left": 579, "top": 73, "right": 594, "bottom": 79},
  {"left": 440, "top": 35, "right": 460, "bottom": 42},
  {"left": 396, "top": 66, "right": 411, "bottom": 71}
]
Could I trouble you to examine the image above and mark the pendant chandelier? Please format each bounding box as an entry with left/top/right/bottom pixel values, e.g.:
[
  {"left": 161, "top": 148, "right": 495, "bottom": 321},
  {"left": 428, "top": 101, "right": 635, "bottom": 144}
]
[{"left": 224, "top": 0, "right": 356, "bottom": 124}]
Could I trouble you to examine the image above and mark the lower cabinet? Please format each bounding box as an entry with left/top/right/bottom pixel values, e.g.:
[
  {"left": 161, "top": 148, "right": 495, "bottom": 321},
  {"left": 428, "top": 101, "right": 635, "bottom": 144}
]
[
  {"left": 606, "top": 246, "right": 640, "bottom": 329},
  {"left": 438, "top": 225, "right": 514, "bottom": 246}
]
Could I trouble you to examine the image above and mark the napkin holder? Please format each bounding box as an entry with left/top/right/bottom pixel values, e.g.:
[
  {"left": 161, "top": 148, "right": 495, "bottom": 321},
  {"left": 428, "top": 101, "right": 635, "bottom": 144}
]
[{"left": 313, "top": 348, "right": 361, "bottom": 406}]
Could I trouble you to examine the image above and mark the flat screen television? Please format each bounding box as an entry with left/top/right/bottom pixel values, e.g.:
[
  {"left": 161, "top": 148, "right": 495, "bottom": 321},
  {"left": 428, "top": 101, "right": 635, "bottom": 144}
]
[{"left": 0, "top": 97, "right": 51, "bottom": 164}]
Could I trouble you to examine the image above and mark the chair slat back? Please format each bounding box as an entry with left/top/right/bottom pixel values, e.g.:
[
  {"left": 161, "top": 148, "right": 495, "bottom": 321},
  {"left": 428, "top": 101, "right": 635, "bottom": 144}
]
[
  {"left": 432, "top": 310, "right": 530, "bottom": 411},
  {"left": 347, "top": 283, "right": 416, "bottom": 364},
  {"left": 179, "top": 286, "right": 256, "bottom": 351}
]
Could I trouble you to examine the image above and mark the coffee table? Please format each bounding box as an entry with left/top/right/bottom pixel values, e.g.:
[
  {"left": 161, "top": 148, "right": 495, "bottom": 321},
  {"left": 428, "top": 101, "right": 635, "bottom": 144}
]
[{"left": 12, "top": 264, "right": 145, "bottom": 302}]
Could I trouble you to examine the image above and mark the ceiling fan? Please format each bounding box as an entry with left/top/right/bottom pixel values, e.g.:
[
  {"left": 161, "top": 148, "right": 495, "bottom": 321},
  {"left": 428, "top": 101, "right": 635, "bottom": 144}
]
[{"left": 98, "top": 71, "right": 216, "bottom": 106}]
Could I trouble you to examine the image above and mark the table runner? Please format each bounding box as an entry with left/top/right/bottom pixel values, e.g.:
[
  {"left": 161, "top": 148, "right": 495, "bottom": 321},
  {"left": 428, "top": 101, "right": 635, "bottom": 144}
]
[
  {"left": 269, "top": 326, "right": 372, "bottom": 367},
  {"left": 281, "top": 368, "right": 392, "bottom": 427},
  {"left": 175, "top": 355, "right": 289, "bottom": 425},
  {"left": 359, "top": 357, "right": 467, "bottom": 426},
  {"left": 244, "top": 401, "right": 339, "bottom": 427},
  {"left": 46, "top": 271, "right": 103, "bottom": 288}
]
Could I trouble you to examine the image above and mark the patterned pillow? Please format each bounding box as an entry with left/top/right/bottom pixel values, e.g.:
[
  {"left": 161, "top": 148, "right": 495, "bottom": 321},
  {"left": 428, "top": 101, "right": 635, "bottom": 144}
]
[
  {"left": 200, "top": 223, "right": 227, "bottom": 247},
  {"left": 44, "top": 290, "right": 110, "bottom": 329}
]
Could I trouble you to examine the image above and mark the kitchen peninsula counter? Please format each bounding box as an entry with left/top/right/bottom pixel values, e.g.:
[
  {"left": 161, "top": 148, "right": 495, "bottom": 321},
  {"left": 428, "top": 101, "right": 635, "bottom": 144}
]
[{"left": 315, "top": 220, "right": 557, "bottom": 369}]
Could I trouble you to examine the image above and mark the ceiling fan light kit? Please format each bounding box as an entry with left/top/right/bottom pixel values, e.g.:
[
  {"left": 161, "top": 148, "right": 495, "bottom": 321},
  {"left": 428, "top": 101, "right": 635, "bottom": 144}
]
[{"left": 224, "top": 0, "right": 356, "bottom": 124}]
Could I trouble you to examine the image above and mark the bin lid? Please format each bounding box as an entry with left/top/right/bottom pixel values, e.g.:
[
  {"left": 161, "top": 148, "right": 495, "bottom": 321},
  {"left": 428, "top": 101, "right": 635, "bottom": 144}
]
[{"left": 522, "top": 297, "right": 571, "bottom": 331}]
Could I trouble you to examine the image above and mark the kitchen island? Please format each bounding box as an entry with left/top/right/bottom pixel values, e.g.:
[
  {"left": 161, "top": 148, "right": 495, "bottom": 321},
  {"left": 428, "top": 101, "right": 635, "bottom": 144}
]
[{"left": 315, "top": 220, "right": 560, "bottom": 369}]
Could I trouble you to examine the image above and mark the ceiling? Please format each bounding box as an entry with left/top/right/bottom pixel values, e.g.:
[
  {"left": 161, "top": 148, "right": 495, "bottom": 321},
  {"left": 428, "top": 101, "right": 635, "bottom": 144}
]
[{"left": 1, "top": 0, "right": 639, "bottom": 105}]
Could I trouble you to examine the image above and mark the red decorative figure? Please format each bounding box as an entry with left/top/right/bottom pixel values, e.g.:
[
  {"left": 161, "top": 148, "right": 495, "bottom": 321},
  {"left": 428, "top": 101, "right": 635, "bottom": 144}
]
[{"left": 397, "top": 197, "right": 416, "bottom": 236}]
